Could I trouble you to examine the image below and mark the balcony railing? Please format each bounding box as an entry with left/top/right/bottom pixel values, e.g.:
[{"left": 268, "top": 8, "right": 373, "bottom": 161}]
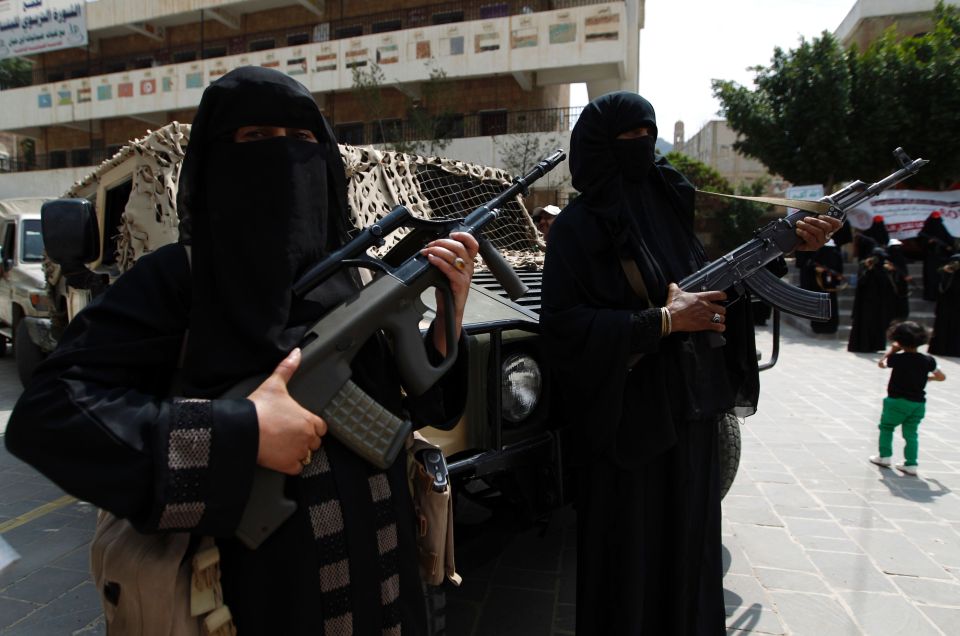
[
  {"left": 0, "top": 106, "right": 582, "bottom": 174},
  {"left": 26, "top": 0, "right": 612, "bottom": 86}
]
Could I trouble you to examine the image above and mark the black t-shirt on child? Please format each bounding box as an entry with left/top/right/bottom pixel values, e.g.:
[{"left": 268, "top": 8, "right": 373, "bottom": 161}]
[{"left": 887, "top": 351, "right": 937, "bottom": 402}]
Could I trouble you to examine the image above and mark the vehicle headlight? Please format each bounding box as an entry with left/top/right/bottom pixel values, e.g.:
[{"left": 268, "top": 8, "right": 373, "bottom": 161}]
[{"left": 501, "top": 353, "right": 542, "bottom": 423}]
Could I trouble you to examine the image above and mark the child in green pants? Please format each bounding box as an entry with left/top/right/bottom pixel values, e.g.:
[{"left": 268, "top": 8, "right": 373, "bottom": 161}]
[{"left": 870, "top": 321, "right": 946, "bottom": 476}]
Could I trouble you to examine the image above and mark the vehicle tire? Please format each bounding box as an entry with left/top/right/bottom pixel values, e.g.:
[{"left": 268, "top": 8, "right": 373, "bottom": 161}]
[
  {"left": 14, "top": 319, "right": 45, "bottom": 387},
  {"left": 423, "top": 581, "right": 447, "bottom": 636},
  {"left": 718, "top": 413, "right": 742, "bottom": 500}
]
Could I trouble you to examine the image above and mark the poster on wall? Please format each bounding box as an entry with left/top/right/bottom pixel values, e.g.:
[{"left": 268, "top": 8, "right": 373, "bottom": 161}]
[
  {"left": 0, "top": 0, "right": 88, "bottom": 59},
  {"left": 847, "top": 189, "right": 960, "bottom": 239}
]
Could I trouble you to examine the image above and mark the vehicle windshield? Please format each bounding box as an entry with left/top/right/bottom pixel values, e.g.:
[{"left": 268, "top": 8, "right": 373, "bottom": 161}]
[{"left": 21, "top": 219, "right": 44, "bottom": 263}]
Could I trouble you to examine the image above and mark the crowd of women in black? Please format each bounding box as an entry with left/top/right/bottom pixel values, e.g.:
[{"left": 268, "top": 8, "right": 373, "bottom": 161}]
[{"left": 799, "top": 211, "right": 959, "bottom": 357}]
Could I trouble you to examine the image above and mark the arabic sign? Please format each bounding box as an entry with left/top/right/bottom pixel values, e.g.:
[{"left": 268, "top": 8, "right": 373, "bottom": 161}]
[
  {"left": 0, "top": 0, "right": 87, "bottom": 59},
  {"left": 847, "top": 189, "right": 960, "bottom": 239}
]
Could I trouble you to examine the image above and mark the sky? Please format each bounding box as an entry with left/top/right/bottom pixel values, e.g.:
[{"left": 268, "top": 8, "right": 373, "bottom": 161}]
[{"left": 571, "top": 0, "right": 854, "bottom": 144}]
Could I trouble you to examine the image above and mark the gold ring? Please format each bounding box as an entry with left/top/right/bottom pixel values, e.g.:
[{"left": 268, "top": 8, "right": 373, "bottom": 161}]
[
  {"left": 453, "top": 257, "right": 466, "bottom": 271},
  {"left": 301, "top": 449, "right": 312, "bottom": 466}
]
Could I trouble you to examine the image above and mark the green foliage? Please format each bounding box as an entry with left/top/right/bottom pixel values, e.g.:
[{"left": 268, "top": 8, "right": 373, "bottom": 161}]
[
  {"left": 351, "top": 60, "right": 454, "bottom": 156},
  {"left": 716, "top": 178, "right": 770, "bottom": 252},
  {"left": 714, "top": 1, "right": 960, "bottom": 190},
  {"left": 664, "top": 151, "right": 730, "bottom": 192},
  {"left": 0, "top": 57, "right": 32, "bottom": 90},
  {"left": 665, "top": 152, "right": 768, "bottom": 251}
]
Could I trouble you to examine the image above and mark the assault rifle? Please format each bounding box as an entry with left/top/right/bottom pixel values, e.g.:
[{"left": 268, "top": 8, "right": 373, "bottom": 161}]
[
  {"left": 679, "top": 148, "right": 928, "bottom": 320},
  {"left": 227, "top": 150, "right": 566, "bottom": 549}
]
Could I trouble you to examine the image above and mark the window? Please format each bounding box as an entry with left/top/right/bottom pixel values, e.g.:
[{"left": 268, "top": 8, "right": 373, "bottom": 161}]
[
  {"left": 373, "top": 119, "right": 403, "bottom": 144},
  {"left": 48, "top": 150, "right": 67, "bottom": 169},
  {"left": 21, "top": 219, "right": 44, "bottom": 263},
  {"left": 479, "top": 3, "right": 510, "bottom": 19},
  {"left": 432, "top": 10, "right": 464, "bottom": 25},
  {"left": 70, "top": 148, "right": 91, "bottom": 167},
  {"left": 335, "top": 123, "right": 365, "bottom": 146},
  {"left": 372, "top": 19, "right": 402, "bottom": 34},
  {"left": 334, "top": 24, "right": 363, "bottom": 39},
  {"left": 173, "top": 50, "right": 197, "bottom": 64},
  {"left": 203, "top": 45, "right": 227, "bottom": 59},
  {"left": 436, "top": 113, "right": 465, "bottom": 139},
  {"left": 102, "top": 179, "right": 133, "bottom": 267},
  {"left": 2, "top": 223, "right": 14, "bottom": 266},
  {"left": 287, "top": 32, "right": 310, "bottom": 46},
  {"left": 249, "top": 38, "right": 275, "bottom": 52},
  {"left": 479, "top": 110, "right": 508, "bottom": 136}
]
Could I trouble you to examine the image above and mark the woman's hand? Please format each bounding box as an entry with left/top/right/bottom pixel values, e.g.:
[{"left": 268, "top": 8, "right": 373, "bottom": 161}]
[
  {"left": 248, "top": 348, "right": 327, "bottom": 475},
  {"left": 795, "top": 215, "right": 843, "bottom": 251},
  {"left": 665, "top": 283, "right": 728, "bottom": 333},
  {"left": 421, "top": 231, "right": 481, "bottom": 356}
]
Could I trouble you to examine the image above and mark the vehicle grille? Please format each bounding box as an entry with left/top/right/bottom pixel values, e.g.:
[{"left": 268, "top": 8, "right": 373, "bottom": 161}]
[{"left": 472, "top": 270, "right": 543, "bottom": 315}]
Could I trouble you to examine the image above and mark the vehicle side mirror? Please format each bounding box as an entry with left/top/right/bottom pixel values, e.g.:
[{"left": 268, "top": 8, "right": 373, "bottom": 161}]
[{"left": 41, "top": 198, "right": 100, "bottom": 267}]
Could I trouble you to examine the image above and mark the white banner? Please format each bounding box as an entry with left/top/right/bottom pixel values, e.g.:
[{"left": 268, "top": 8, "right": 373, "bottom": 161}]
[
  {"left": 0, "top": 0, "right": 87, "bottom": 59},
  {"left": 846, "top": 189, "right": 960, "bottom": 239}
]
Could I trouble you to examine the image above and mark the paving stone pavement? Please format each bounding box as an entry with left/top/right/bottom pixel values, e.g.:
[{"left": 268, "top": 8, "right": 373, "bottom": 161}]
[{"left": 1, "top": 323, "right": 959, "bottom": 635}]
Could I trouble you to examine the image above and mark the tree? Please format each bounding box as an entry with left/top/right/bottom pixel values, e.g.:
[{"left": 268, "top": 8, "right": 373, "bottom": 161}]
[
  {"left": 351, "top": 60, "right": 455, "bottom": 156},
  {"left": 497, "top": 132, "right": 568, "bottom": 189},
  {"left": 714, "top": 1, "right": 960, "bottom": 190},
  {"left": 0, "top": 57, "right": 32, "bottom": 90},
  {"left": 712, "top": 32, "right": 856, "bottom": 192}
]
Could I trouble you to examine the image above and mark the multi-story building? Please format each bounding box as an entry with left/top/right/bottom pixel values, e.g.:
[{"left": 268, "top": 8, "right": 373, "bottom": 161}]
[
  {"left": 673, "top": 119, "right": 784, "bottom": 193},
  {"left": 834, "top": 0, "right": 958, "bottom": 49},
  {"left": 0, "top": 0, "right": 644, "bottom": 199}
]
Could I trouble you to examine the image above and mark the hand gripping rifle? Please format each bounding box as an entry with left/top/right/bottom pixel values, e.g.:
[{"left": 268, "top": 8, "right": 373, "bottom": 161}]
[
  {"left": 679, "top": 148, "right": 928, "bottom": 320},
  {"left": 226, "top": 149, "right": 566, "bottom": 549}
]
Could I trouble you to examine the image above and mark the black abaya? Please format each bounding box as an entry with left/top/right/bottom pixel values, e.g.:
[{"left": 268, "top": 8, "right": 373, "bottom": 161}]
[
  {"left": 918, "top": 214, "right": 956, "bottom": 302},
  {"left": 808, "top": 244, "right": 844, "bottom": 334},
  {"left": 929, "top": 261, "right": 960, "bottom": 356},
  {"left": 540, "top": 91, "right": 758, "bottom": 635},
  {"left": 847, "top": 254, "right": 900, "bottom": 352}
]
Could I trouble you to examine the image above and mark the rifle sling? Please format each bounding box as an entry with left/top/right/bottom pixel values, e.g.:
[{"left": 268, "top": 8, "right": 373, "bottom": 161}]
[
  {"left": 619, "top": 257, "right": 652, "bottom": 309},
  {"left": 696, "top": 190, "right": 831, "bottom": 215}
]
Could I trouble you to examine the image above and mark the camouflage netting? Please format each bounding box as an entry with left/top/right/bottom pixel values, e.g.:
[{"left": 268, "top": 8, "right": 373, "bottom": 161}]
[
  {"left": 341, "top": 145, "right": 544, "bottom": 265},
  {"left": 67, "top": 122, "right": 545, "bottom": 276}
]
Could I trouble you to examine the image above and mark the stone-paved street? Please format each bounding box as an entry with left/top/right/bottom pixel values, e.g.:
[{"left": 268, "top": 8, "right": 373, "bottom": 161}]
[{"left": 2, "top": 322, "right": 960, "bottom": 635}]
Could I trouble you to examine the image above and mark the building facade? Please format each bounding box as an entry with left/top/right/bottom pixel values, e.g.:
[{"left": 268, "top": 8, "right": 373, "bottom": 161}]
[
  {"left": 673, "top": 119, "right": 783, "bottom": 192},
  {"left": 834, "top": 0, "right": 959, "bottom": 49},
  {"left": 0, "top": 0, "right": 644, "bottom": 198}
]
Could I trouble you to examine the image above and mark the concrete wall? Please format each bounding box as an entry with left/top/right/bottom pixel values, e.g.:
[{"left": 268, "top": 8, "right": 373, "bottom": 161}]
[
  {"left": 0, "top": 167, "right": 90, "bottom": 199},
  {"left": 675, "top": 120, "right": 781, "bottom": 191}
]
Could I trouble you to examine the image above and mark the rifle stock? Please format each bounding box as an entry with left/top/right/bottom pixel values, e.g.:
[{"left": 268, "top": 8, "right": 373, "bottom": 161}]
[{"left": 230, "top": 150, "right": 566, "bottom": 549}]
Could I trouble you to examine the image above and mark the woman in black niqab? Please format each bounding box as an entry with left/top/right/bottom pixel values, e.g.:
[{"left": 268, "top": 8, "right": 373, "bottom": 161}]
[
  {"left": 540, "top": 91, "right": 762, "bottom": 635},
  {"left": 6, "top": 66, "right": 474, "bottom": 635},
  {"left": 918, "top": 211, "right": 956, "bottom": 301}
]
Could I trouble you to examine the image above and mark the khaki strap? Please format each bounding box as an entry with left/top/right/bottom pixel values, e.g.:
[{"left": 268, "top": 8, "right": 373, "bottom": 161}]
[
  {"left": 619, "top": 257, "right": 652, "bottom": 308},
  {"left": 696, "top": 190, "right": 832, "bottom": 215}
]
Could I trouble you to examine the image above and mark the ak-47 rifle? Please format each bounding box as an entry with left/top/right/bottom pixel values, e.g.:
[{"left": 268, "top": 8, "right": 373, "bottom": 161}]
[
  {"left": 679, "top": 148, "right": 928, "bottom": 320},
  {"left": 226, "top": 150, "right": 566, "bottom": 549}
]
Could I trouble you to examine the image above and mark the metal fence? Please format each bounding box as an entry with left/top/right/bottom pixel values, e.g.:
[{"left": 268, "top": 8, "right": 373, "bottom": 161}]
[{"left": 26, "top": 0, "right": 612, "bottom": 86}]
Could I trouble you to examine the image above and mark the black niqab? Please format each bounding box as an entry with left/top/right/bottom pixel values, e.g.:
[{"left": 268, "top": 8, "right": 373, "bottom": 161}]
[{"left": 176, "top": 66, "right": 354, "bottom": 394}]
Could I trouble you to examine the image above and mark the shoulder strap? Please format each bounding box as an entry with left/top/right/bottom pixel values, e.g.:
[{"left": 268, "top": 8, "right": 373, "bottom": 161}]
[{"left": 619, "top": 257, "right": 652, "bottom": 308}]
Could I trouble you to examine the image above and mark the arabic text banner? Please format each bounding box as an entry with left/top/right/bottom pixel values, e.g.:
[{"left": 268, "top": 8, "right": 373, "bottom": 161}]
[{"left": 0, "top": 0, "right": 87, "bottom": 59}]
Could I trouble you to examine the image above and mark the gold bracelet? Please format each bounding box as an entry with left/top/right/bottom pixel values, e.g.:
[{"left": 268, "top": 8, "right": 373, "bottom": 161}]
[{"left": 660, "top": 306, "right": 672, "bottom": 337}]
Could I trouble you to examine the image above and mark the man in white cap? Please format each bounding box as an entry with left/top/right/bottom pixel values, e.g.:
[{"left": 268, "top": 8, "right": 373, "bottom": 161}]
[{"left": 532, "top": 204, "right": 561, "bottom": 242}]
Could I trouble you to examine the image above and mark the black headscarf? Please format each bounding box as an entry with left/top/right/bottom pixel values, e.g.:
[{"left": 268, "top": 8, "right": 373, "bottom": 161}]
[
  {"left": 177, "top": 66, "right": 355, "bottom": 394},
  {"left": 541, "top": 91, "right": 759, "bottom": 468}
]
